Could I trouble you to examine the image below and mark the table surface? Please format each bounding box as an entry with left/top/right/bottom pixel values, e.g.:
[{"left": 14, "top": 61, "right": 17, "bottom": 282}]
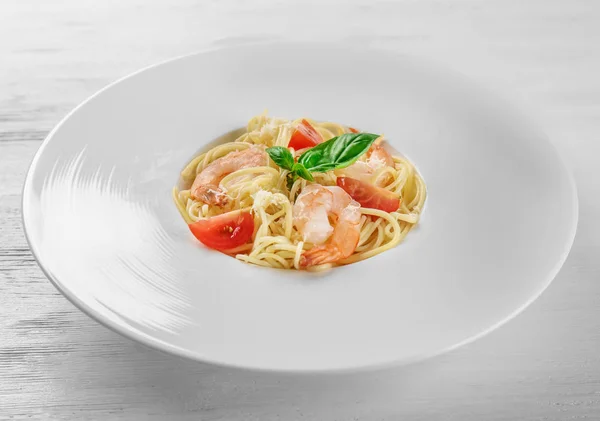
[{"left": 2, "top": 0, "right": 600, "bottom": 419}]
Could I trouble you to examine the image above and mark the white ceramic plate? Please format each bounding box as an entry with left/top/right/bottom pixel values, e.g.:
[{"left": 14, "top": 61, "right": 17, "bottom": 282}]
[{"left": 23, "top": 43, "right": 577, "bottom": 372}]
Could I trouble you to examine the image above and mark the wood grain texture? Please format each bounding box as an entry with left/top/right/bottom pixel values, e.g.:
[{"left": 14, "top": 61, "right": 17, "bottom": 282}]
[{"left": 1, "top": 0, "right": 600, "bottom": 419}]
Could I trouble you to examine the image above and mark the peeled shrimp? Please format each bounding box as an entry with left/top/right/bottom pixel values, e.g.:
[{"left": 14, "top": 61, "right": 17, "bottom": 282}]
[
  {"left": 191, "top": 145, "right": 266, "bottom": 206},
  {"left": 335, "top": 141, "right": 394, "bottom": 187},
  {"left": 367, "top": 142, "right": 394, "bottom": 168},
  {"left": 292, "top": 184, "right": 361, "bottom": 267}
]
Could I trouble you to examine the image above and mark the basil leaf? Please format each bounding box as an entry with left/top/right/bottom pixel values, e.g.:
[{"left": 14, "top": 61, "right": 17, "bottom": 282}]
[
  {"left": 266, "top": 146, "right": 295, "bottom": 171},
  {"left": 292, "top": 163, "right": 314, "bottom": 182},
  {"left": 298, "top": 133, "right": 380, "bottom": 173}
]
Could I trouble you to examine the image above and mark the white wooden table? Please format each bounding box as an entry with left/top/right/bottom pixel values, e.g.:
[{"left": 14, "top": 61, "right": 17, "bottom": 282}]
[{"left": 2, "top": 0, "right": 599, "bottom": 419}]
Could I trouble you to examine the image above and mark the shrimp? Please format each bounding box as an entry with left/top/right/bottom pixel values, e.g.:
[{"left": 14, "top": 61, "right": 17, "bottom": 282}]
[
  {"left": 292, "top": 184, "right": 362, "bottom": 267},
  {"left": 367, "top": 142, "right": 394, "bottom": 168},
  {"left": 335, "top": 140, "right": 394, "bottom": 187},
  {"left": 191, "top": 145, "right": 266, "bottom": 206}
]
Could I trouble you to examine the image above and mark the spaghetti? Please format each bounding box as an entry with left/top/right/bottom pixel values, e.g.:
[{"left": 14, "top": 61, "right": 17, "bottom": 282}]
[{"left": 173, "top": 113, "right": 426, "bottom": 271}]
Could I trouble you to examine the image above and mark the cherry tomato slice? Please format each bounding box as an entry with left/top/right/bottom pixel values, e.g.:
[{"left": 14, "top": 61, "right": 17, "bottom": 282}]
[
  {"left": 288, "top": 119, "right": 323, "bottom": 150},
  {"left": 188, "top": 211, "right": 254, "bottom": 251},
  {"left": 336, "top": 177, "right": 400, "bottom": 212}
]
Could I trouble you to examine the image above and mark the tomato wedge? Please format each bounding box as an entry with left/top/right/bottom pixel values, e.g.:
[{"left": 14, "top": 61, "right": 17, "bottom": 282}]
[
  {"left": 188, "top": 211, "right": 254, "bottom": 251},
  {"left": 288, "top": 119, "right": 323, "bottom": 150},
  {"left": 336, "top": 177, "right": 400, "bottom": 212}
]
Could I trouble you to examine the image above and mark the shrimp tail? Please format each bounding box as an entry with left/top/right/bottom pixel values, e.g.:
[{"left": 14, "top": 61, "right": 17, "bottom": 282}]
[{"left": 300, "top": 245, "right": 344, "bottom": 267}]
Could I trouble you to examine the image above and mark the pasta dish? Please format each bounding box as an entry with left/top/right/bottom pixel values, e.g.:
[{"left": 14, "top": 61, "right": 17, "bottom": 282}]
[{"left": 173, "top": 113, "right": 426, "bottom": 271}]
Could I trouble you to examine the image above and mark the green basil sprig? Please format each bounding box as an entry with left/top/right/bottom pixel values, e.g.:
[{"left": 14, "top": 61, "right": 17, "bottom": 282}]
[
  {"left": 266, "top": 132, "right": 380, "bottom": 188},
  {"left": 266, "top": 146, "right": 314, "bottom": 184},
  {"left": 265, "top": 146, "right": 297, "bottom": 174},
  {"left": 298, "top": 132, "right": 379, "bottom": 172}
]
